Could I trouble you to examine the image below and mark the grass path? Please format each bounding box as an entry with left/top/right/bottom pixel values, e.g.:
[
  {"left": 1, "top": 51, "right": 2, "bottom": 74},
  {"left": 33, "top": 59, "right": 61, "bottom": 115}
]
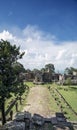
[{"left": 23, "top": 86, "right": 59, "bottom": 118}]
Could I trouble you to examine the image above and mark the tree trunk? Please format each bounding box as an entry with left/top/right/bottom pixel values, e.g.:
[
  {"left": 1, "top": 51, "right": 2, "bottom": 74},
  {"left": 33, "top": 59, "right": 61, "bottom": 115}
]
[
  {"left": 1, "top": 100, "right": 6, "bottom": 125},
  {"left": 20, "top": 96, "right": 22, "bottom": 105},
  {"left": 16, "top": 102, "right": 18, "bottom": 112}
]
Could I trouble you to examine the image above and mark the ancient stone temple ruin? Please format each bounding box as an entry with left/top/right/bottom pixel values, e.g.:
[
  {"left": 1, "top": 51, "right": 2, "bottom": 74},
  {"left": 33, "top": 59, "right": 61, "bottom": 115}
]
[{"left": 33, "top": 73, "right": 44, "bottom": 84}]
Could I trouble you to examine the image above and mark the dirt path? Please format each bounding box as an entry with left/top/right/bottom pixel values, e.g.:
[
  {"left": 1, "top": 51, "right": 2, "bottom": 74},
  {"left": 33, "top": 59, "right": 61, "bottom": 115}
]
[
  {"left": 13, "top": 86, "right": 72, "bottom": 130},
  {"left": 23, "top": 86, "right": 53, "bottom": 118}
]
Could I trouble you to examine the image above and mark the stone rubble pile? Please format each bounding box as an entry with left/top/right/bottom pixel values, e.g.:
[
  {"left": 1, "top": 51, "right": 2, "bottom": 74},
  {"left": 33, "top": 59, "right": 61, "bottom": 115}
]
[{"left": 3, "top": 112, "right": 72, "bottom": 130}]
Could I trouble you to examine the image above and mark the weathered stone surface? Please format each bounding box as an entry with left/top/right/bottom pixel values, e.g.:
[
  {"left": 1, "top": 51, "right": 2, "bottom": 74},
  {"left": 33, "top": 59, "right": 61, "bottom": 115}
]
[
  {"left": 44, "top": 117, "right": 51, "bottom": 123},
  {"left": 53, "top": 125, "right": 70, "bottom": 130},
  {"left": 51, "top": 117, "right": 57, "bottom": 125},
  {"left": 15, "top": 111, "right": 31, "bottom": 122},
  {"left": 56, "top": 113, "right": 66, "bottom": 122},
  {"left": 15, "top": 112, "right": 25, "bottom": 121},
  {"left": 32, "top": 114, "right": 44, "bottom": 126},
  {"left": 3, "top": 121, "right": 25, "bottom": 130},
  {"left": 2, "top": 111, "right": 73, "bottom": 130},
  {"left": 24, "top": 111, "right": 31, "bottom": 120},
  {"left": 56, "top": 117, "right": 66, "bottom": 122}
]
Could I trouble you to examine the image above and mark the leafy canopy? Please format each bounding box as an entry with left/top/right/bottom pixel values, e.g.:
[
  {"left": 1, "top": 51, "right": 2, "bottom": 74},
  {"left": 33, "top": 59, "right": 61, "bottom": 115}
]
[{"left": 0, "top": 40, "right": 25, "bottom": 101}]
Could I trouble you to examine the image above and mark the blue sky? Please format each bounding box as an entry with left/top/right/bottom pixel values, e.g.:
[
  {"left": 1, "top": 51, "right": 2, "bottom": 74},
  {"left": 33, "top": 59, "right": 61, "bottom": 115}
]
[
  {"left": 0, "top": 0, "right": 77, "bottom": 41},
  {"left": 0, "top": 0, "right": 77, "bottom": 71}
]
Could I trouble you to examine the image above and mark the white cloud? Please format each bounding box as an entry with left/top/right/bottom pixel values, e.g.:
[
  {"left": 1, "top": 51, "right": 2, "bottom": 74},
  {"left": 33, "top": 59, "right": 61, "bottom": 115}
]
[
  {"left": 26, "top": 37, "right": 33, "bottom": 43},
  {"left": 0, "top": 30, "right": 14, "bottom": 40},
  {"left": 56, "top": 49, "right": 66, "bottom": 60},
  {"left": 72, "top": 53, "right": 77, "bottom": 58},
  {"left": 70, "top": 58, "right": 75, "bottom": 66},
  {"left": 0, "top": 25, "right": 77, "bottom": 72}
]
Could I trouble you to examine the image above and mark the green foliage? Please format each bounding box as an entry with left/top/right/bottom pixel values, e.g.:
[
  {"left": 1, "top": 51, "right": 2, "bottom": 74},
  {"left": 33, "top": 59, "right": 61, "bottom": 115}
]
[
  {"left": 13, "top": 62, "right": 25, "bottom": 75},
  {"left": 40, "top": 68, "right": 45, "bottom": 74},
  {"left": 65, "top": 77, "right": 71, "bottom": 86},
  {"left": 25, "top": 82, "right": 35, "bottom": 87},
  {"left": 0, "top": 40, "right": 24, "bottom": 99},
  {"left": 12, "top": 62, "right": 26, "bottom": 98},
  {"left": 64, "top": 67, "right": 77, "bottom": 75},
  {"left": 45, "top": 63, "right": 55, "bottom": 73},
  {"left": 64, "top": 67, "right": 73, "bottom": 75},
  {"left": 0, "top": 40, "right": 25, "bottom": 124},
  {"left": 32, "top": 68, "right": 40, "bottom": 75}
]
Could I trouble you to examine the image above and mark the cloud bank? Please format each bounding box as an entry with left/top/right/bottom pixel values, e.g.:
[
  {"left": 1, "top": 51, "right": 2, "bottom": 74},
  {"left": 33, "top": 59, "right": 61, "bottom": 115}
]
[{"left": 0, "top": 25, "right": 77, "bottom": 72}]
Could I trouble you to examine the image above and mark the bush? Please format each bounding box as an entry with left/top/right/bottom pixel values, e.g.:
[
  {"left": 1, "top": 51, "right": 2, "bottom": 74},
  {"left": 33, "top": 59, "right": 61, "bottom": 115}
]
[{"left": 64, "top": 77, "right": 71, "bottom": 86}]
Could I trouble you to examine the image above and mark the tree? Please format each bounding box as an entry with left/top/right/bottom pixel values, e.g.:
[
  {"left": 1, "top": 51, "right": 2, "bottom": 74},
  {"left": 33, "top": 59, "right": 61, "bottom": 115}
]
[
  {"left": 45, "top": 63, "right": 55, "bottom": 73},
  {"left": 32, "top": 69, "right": 40, "bottom": 76},
  {"left": 65, "top": 77, "right": 71, "bottom": 86},
  {"left": 64, "top": 67, "right": 73, "bottom": 75},
  {"left": 70, "top": 67, "right": 77, "bottom": 73},
  {"left": 64, "top": 67, "right": 77, "bottom": 76},
  {"left": 41, "top": 68, "right": 45, "bottom": 74},
  {"left": 25, "top": 69, "right": 31, "bottom": 73},
  {"left": 13, "top": 62, "right": 26, "bottom": 74},
  {"left": 12, "top": 62, "right": 26, "bottom": 104},
  {"left": 0, "top": 40, "right": 25, "bottom": 125},
  {"left": 44, "top": 64, "right": 55, "bottom": 82}
]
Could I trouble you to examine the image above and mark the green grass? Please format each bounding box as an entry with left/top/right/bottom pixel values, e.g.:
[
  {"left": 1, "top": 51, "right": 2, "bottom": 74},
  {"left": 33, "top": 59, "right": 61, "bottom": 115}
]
[
  {"left": 24, "top": 81, "right": 35, "bottom": 87},
  {"left": 37, "top": 82, "right": 77, "bottom": 121},
  {"left": 0, "top": 82, "right": 77, "bottom": 123},
  {"left": 50, "top": 83, "right": 77, "bottom": 121},
  {"left": 49, "top": 95, "right": 60, "bottom": 113},
  {"left": 58, "top": 85, "right": 77, "bottom": 113},
  {"left": 38, "top": 83, "right": 60, "bottom": 114}
]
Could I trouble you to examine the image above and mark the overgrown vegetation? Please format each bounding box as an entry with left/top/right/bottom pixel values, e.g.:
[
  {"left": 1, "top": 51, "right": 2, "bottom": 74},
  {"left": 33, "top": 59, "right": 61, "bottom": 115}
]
[
  {"left": 0, "top": 40, "right": 25, "bottom": 125},
  {"left": 0, "top": 82, "right": 29, "bottom": 124}
]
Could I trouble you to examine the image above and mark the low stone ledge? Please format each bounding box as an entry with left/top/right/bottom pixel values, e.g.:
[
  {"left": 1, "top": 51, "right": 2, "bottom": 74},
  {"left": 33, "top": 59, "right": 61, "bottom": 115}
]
[
  {"left": 32, "top": 114, "right": 44, "bottom": 126},
  {"left": 15, "top": 112, "right": 25, "bottom": 122},
  {"left": 3, "top": 121, "right": 25, "bottom": 130},
  {"left": 15, "top": 111, "right": 31, "bottom": 122}
]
